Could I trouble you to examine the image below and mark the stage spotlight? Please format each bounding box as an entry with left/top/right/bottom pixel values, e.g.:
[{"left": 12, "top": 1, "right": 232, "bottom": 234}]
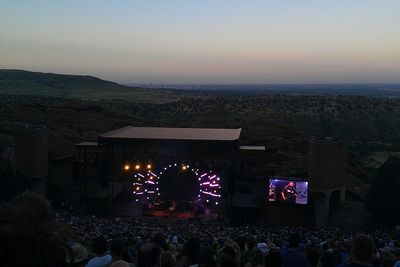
[
  {"left": 216, "top": 202, "right": 219, "bottom": 205},
  {"left": 136, "top": 186, "right": 140, "bottom": 191},
  {"left": 182, "top": 165, "right": 187, "bottom": 171},
  {"left": 124, "top": 164, "right": 130, "bottom": 171},
  {"left": 135, "top": 164, "right": 141, "bottom": 170},
  {"left": 146, "top": 164, "right": 152, "bottom": 169}
]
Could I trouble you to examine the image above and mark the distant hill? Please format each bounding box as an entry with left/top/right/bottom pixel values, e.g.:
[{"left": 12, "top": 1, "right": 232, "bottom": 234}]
[
  {"left": 0, "top": 69, "right": 193, "bottom": 103},
  {"left": 0, "top": 69, "right": 131, "bottom": 94}
]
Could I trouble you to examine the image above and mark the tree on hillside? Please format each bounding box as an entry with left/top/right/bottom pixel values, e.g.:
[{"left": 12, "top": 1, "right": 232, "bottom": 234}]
[{"left": 366, "top": 156, "right": 400, "bottom": 225}]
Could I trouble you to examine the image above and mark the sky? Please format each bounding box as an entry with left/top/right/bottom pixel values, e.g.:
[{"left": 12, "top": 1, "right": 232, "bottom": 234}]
[{"left": 1, "top": 0, "right": 399, "bottom": 84}]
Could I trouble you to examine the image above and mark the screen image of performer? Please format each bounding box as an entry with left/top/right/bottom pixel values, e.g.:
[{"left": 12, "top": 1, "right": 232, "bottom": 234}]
[{"left": 280, "top": 181, "right": 296, "bottom": 203}]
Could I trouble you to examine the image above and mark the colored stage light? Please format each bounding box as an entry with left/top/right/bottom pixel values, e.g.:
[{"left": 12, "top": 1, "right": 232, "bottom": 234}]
[
  {"left": 147, "top": 164, "right": 152, "bottom": 169},
  {"left": 182, "top": 165, "right": 187, "bottom": 171},
  {"left": 136, "top": 186, "right": 140, "bottom": 191},
  {"left": 135, "top": 164, "right": 141, "bottom": 170},
  {"left": 124, "top": 164, "right": 130, "bottom": 171}
]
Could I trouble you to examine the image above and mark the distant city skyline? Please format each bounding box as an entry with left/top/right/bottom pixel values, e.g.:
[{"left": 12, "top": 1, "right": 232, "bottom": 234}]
[{"left": 1, "top": 1, "right": 399, "bottom": 84}]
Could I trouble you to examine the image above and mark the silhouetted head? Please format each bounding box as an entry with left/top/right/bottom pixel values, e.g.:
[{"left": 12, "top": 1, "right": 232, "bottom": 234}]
[
  {"left": 246, "top": 236, "right": 257, "bottom": 250},
  {"left": 137, "top": 242, "right": 161, "bottom": 267},
  {"left": 288, "top": 234, "right": 301, "bottom": 249},
  {"left": 319, "top": 249, "right": 341, "bottom": 267},
  {"left": 8, "top": 191, "right": 52, "bottom": 224},
  {"left": 150, "top": 232, "right": 168, "bottom": 251},
  {"left": 160, "top": 251, "right": 177, "bottom": 267},
  {"left": 110, "top": 238, "right": 126, "bottom": 259},
  {"left": 307, "top": 248, "right": 320, "bottom": 266},
  {"left": 350, "top": 234, "right": 375, "bottom": 265},
  {"left": 92, "top": 236, "right": 108, "bottom": 256},
  {"left": 182, "top": 237, "right": 201, "bottom": 265},
  {"left": 198, "top": 248, "right": 217, "bottom": 267}
]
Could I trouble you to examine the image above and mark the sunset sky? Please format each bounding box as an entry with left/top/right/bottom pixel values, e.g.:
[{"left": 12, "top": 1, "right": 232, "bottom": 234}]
[{"left": 1, "top": 0, "right": 399, "bottom": 84}]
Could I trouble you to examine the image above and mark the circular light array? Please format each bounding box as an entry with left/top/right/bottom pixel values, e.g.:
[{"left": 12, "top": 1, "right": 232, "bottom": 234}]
[{"left": 132, "top": 162, "right": 221, "bottom": 205}]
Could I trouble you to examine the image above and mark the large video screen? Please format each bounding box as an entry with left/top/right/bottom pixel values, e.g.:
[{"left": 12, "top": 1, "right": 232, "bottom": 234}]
[{"left": 268, "top": 178, "right": 308, "bottom": 205}]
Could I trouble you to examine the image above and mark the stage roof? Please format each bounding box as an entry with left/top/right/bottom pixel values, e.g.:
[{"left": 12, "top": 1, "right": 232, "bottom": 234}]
[{"left": 99, "top": 126, "right": 241, "bottom": 141}]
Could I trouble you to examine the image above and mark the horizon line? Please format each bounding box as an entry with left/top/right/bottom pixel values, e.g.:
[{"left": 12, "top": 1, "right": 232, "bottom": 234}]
[{"left": 2, "top": 68, "right": 400, "bottom": 86}]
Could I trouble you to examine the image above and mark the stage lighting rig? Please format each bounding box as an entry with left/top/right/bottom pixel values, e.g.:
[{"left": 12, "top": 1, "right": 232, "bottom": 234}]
[{"left": 123, "top": 164, "right": 130, "bottom": 171}]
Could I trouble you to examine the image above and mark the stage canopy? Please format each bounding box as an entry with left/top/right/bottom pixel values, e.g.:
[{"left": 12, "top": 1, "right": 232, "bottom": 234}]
[{"left": 99, "top": 126, "right": 241, "bottom": 142}]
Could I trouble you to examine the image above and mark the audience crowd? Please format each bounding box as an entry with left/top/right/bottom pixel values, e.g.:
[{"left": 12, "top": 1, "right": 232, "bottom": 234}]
[{"left": 1, "top": 192, "right": 400, "bottom": 267}]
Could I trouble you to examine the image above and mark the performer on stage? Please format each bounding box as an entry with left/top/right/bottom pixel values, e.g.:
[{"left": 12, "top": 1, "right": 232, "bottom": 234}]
[
  {"left": 280, "top": 181, "right": 296, "bottom": 203},
  {"left": 168, "top": 201, "right": 177, "bottom": 217}
]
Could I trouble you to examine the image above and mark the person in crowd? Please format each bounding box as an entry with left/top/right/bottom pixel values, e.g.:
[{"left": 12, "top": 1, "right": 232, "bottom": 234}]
[
  {"left": 181, "top": 237, "right": 201, "bottom": 267},
  {"left": 265, "top": 244, "right": 283, "bottom": 267},
  {"left": 198, "top": 248, "right": 218, "bottom": 267},
  {"left": 137, "top": 242, "right": 161, "bottom": 267},
  {"left": 306, "top": 249, "right": 320, "bottom": 267},
  {"left": 245, "top": 247, "right": 264, "bottom": 267},
  {"left": 217, "top": 240, "right": 241, "bottom": 267},
  {"left": 337, "top": 234, "right": 376, "bottom": 267},
  {"left": 0, "top": 191, "right": 69, "bottom": 267},
  {"left": 68, "top": 242, "right": 89, "bottom": 267},
  {"left": 241, "top": 236, "right": 257, "bottom": 267},
  {"left": 109, "top": 238, "right": 133, "bottom": 267},
  {"left": 160, "top": 251, "right": 177, "bottom": 267},
  {"left": 151, "top": 232, "right": 169, "bottom": 251},
  {"left": 280, "top": 234, "right": 308, "bottom": 267},
  {"left": 85, "top": 236, "right": 111, "bottom": 267},
  {"left": 394, "top": 248, "right": 400, "bottom": 267},
  {"left": 318, "top": 249, "right": 341, "bottom": 267}
]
